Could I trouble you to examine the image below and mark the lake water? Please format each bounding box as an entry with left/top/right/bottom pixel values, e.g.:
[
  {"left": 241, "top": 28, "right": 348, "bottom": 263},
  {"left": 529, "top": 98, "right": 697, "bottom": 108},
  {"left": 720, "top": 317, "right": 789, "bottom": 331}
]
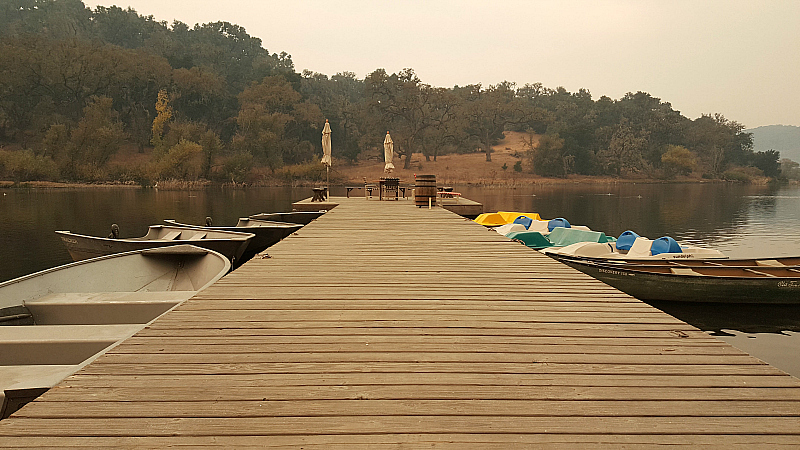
[{"left": 1, "top": 183, "right": 799, "bottom": 377}]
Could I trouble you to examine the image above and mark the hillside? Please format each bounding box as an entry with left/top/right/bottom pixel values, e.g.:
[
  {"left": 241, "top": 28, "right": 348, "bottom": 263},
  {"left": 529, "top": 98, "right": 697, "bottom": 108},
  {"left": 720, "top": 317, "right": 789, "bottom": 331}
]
[
  {"left": 747, "top": 125, "right": 800, "bottom": 162},
  {"left": 332, "top": 131, "right": 537, "bottom": 186}
]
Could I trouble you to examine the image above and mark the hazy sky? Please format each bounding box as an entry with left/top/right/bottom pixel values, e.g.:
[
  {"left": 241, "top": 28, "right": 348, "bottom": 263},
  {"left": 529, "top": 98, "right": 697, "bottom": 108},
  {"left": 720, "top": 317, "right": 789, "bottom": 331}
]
[{"left": 88, "top": 0, "right": 799, "bottom": 128}]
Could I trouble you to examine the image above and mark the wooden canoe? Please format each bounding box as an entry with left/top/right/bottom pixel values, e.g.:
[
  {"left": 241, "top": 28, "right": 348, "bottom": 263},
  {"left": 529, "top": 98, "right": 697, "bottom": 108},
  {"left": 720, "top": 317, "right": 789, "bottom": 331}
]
[{"left": 548, "top": 253, "right": 800, "bottom": 304}]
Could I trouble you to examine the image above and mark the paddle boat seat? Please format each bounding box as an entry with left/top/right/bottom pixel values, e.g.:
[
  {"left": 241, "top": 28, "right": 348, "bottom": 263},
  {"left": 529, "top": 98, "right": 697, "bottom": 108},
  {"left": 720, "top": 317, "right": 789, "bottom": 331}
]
[
  {"left": 626, "top": 237, "right": 655, "bottom": 258},
  {"left": 494, "top": 223, "right": 528, "bottom": 236},
  {"left": 651, "top": 236, "right": 682, "bottom": 255},
  {"left": 615, "top": 230, "right": 640, "bottom": 252},
  {"left": 506, "top": 231, "right": 553, "bottom": 249},
  {"left": 512, "top": 215, "right": 534, "bottom": 229}
]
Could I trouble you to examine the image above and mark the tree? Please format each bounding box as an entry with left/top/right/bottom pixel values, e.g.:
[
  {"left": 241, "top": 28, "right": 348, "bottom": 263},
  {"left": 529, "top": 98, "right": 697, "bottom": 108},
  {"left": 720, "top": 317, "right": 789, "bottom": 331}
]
[
  {"left": 661, "top": 145, "right": 697, "bottom": 178},
  {"left": 231, "top": 75, "right": 320, "bottom": 170},
  {"left": 752, "top": 150, "right": 781, "bottom": 178},
  {"left": 597, "top": 119, "right": 647, "bottom": 176},
  {"left": 529, "top": 134, "right": 573, "bottom": 177},
  {"left": 365, "top": 68, "right": 454, "bottom": 169},
  {"left": 456, "top": 82, "right": 525, "bottom": 162},
  {"left": 300, "top": 70, "right": 366, "bottom": 163},
  {"left": 686, "top": 114, "right": 753, "bottom": 177},
  {"left": 151, "top": 89, "right": 173, "bottom": 150}
]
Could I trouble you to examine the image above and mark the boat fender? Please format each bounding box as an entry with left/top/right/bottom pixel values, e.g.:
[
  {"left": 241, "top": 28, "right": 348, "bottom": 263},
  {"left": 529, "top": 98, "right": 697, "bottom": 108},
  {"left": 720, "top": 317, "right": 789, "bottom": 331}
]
[
  {"left": 651, "top": 236, "right": 682, "bottom": 255},
  {"left": 205, "top": 216, "right": 213, "bottom": 226},
  {"left": 615, "top": 230, "right": 639, "bottom": 251},
  {"left": 513, "top": 215, "right": 534, "bottom": 230},
  {"left": 107, "top": 223, "right": 120, "bottom": 239}
]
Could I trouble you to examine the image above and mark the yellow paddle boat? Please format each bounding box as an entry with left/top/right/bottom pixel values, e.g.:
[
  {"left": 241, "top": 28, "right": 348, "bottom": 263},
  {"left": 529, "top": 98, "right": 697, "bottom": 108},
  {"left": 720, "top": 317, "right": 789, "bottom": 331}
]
[{"left": 473, "top": 211, "right": 542, "bottom": 227}]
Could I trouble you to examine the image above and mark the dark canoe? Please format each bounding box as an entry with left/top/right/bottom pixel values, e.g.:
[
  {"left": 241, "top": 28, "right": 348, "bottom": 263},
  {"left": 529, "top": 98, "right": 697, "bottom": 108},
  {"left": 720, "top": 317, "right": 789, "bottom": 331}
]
[
  {"left": 550, "top": 253, "right": 800, "bottom": 268},
  {"left": 55, "top": 225, "right": 254, "bottom": 266},
  {"left": 548, "top": 254, "right": 800, "bottom": 304},
  {"left": 164, "top": 218, "right": 301, "bottom": 266},
  {"left": 248, "top": 210, "right": 326, "bottom": 225}
]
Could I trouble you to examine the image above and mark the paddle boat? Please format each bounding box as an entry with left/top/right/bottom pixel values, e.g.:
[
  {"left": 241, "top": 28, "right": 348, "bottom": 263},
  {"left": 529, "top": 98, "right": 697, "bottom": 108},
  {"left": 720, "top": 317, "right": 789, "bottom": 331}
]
[
  {"left": 165, "top": 217, "right": 301, "bottom": 267},
  {"left": 547, "top": 253, "right": 800, "bottom": 304},
  {"left": 508, "top": 227, "right": 616, "bottom": 250},
  {"left": 474, "top": 211, "right": 542, "bottom": 227},
  {"left": 0, "top": 245, "right": 230, "bottom": 418},
  {"left": 543, "top": 230, "right": 727, "bottom": 261},
  {"left": 56, "top": 225, "right": 254, "bottom": 266}
]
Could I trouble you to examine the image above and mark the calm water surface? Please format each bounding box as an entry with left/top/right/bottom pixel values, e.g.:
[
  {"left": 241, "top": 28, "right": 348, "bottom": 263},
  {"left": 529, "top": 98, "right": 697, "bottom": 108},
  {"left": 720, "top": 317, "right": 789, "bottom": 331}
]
[{"left": 1, "top": 183, "right": 799, "bottom": 376}]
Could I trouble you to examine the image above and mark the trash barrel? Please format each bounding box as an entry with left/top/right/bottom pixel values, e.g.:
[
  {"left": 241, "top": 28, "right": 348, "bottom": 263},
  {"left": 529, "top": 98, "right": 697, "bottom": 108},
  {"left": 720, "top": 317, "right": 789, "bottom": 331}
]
[{"left": 414, "top": 174, "right": 437, "bottom": 207}]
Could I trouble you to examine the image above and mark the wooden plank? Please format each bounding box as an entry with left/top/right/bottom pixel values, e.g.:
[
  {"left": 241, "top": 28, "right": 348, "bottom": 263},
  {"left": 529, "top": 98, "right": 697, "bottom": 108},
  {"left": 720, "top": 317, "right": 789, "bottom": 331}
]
[
  {"left": 3, "top": 435, "right": 800, "bottom": 448},
  {"left": 1, "top": 416, "right": 799, "bottom": 436},
  {"left": 77, "top": 362, "right": 787, "bottom": 376},
  {"left": 60, "top": 373, "right": 800, "bottom": 388},
  {"left": 120, "top": 336, "right": 728, "bottom": 347},
  {"left": 90, "top": 352, "right": 763, "bottom": 365},
  {"left": 37, "top": 385, "right": 800, "bottom": 402},
  {"left": 15, "top": 399, "right": 800, "bottom": 418}
]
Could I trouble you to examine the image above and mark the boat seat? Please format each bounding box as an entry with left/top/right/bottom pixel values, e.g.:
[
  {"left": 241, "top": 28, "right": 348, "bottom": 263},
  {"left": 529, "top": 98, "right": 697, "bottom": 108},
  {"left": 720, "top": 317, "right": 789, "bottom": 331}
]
[
  {"left": 615, "top": 230, "right": 640, "bottom": 252},
  {"left": 512, "top": 215, "right": 534, "bottom": 230},
  {"left": 494, "top": 223, "right": 527, "bottom": 236},
  {"left": 755, "top": 259, "right": 786, "bottom": 267},
  {"left": 651, "top": 236, "right": 682, "bottom": 255},
  {"left": 187, "top": 232, "right": 207, "bottom": 240},
  {"left": 506, "top": 231, "right": 553, "bottom": 249},
  {"left": 547, "top": 218, "right": 571, "bottom": 232},
  {"left": 0, "top": 365, "right": 81, "bottom": 392},
  {"left": 23, "top": 292, "right": 189, "bottom": 325},
  {"left": 161, "top": 231, "right": 182, "bottom": 240},
  {"left": 627, "top": 237, "right": 654, "bottom": 257},
  {"left": 527, "top": 220, "right": 550, "bottom": 233},
  {"left": 670, "top": 268, "right": 700, "bottom": 276}
]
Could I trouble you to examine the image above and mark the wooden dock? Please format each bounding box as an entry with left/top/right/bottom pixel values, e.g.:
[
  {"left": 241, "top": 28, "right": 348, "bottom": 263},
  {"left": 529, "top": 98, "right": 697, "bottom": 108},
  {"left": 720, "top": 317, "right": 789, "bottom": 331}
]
[{"left": 1, "top": 196, "right": 799, "bottom": 447}]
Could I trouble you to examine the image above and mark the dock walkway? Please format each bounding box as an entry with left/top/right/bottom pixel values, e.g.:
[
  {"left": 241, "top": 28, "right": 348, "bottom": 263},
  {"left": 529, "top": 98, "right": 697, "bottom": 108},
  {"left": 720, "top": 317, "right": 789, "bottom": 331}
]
[{"left": 1, "top": 197, "right": 799, "bottom": 447}]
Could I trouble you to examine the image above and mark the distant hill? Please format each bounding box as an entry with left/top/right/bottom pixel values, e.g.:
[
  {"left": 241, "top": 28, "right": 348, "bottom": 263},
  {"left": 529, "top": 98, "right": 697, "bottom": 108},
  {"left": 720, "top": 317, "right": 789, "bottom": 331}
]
[{"left": 747, "top": 125, "right": 800, "bottom": 162}]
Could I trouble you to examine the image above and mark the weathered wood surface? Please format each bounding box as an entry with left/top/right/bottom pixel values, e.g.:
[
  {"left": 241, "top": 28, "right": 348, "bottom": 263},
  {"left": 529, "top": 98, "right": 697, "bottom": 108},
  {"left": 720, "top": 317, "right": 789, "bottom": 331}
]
[{"left": 2, "top": 196, "right": 799, "bottom": 447}]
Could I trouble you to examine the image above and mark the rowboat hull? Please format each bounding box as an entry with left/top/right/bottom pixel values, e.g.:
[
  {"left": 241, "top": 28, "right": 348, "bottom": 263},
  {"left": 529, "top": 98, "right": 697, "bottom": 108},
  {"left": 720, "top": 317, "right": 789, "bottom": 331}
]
[
  {"left": 248, "top": 211, "right": 326, "bottom": 225},
  {"left": 56, "top": 225, "right": 253, "bottom": 265},
  {"left": 164, "top": 218, "right": 301, "bottom": 266},
  {"left": 550, "top": 254, "right": 800, "bottom": 304}
]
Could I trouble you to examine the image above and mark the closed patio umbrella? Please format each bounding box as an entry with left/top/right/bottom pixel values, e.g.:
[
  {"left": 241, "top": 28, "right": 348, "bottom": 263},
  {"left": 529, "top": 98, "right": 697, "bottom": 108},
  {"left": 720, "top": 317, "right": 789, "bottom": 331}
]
[
  {"left": 321, "top": 119, "right": 331, "bottom": 198},
  {"left": 384, "top": 131, "right": 395, "bottom": 173}
]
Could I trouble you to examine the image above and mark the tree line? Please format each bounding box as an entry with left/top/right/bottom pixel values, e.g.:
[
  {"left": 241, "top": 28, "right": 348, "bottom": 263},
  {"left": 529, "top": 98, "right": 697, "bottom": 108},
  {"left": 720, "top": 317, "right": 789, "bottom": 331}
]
[{"left": 0, "top": 0, "right": 781, "bottom": 184}]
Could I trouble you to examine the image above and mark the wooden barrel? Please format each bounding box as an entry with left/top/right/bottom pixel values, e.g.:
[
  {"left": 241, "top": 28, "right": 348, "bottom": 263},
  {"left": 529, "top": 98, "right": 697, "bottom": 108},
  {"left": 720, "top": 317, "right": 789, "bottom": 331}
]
[{"left": 414, "top": 174, "right": 437, "bottom": 207}]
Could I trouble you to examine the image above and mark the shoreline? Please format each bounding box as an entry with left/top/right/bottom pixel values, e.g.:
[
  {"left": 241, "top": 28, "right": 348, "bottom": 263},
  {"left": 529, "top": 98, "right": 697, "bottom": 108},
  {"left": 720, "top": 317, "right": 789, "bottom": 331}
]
[{"left": 0, "top": 176, "right": 782, "bottom": 190}]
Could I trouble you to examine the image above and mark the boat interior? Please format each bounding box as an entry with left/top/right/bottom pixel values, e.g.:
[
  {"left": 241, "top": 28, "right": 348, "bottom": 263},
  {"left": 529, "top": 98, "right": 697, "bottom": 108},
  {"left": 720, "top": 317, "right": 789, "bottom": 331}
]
[{"left": 0, "top": 246, "right": 229, "bottom": 419}]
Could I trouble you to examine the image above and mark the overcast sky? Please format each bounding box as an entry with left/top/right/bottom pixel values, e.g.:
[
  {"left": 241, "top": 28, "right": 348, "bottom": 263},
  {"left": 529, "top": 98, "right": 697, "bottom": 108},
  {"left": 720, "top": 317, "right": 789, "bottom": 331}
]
[{"left": 88, "top": 0, "right": 799, "bottom": 128}]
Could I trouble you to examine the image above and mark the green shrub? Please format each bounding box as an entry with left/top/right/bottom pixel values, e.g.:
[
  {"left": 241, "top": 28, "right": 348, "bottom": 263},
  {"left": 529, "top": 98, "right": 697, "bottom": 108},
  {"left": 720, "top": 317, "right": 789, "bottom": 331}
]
[
  {"left": 150, "top": 139, "right": 204, "bottom": 180},
  {"left": 0, "top": 149, "right": 59, "bottom": 181},
  {"left": 723, "top": 166, "right": 762, "bottom": 183},
  {"left": 219, "top": 151, "right": 254, "bottom": 183}
]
